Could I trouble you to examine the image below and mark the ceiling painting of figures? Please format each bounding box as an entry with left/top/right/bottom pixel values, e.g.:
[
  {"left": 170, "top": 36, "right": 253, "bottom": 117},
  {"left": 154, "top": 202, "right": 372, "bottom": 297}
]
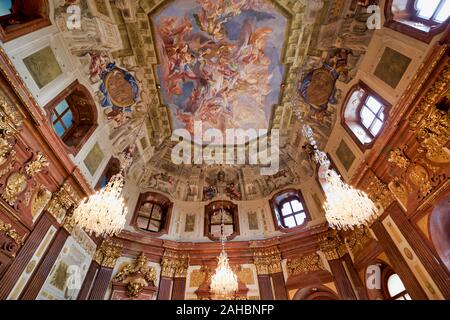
[{"left": 151, "top": 0, "right": 288, "bottom": 140}]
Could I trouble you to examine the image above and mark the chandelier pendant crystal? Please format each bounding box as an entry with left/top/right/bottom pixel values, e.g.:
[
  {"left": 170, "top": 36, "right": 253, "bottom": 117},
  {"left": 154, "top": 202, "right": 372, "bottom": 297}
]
[
  {"left": 302, "top": 124, "right": 378, "bottom": 230},
  {"left": 210, "top": 209, "right": 239, "bottom": 297}
]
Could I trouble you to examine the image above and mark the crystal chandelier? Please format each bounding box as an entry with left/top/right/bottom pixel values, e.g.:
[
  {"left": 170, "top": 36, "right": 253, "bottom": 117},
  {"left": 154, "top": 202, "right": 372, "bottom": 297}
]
[
  {"left": 72, "top": 171, "right": 128, "bottom": 238},
  {"left": 302, "top": 125, "right": 378, "bottom": 230},
  {"left": 72, "top": 148, "right": 134, "bottom": 238},
  {"left": 210, "top": 209, "right": 239, "bottom": 297}
]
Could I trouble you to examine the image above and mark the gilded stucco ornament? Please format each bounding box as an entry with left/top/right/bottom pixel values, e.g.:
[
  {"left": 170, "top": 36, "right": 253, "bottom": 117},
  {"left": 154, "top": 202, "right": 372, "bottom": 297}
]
[
  {"left": 286, "top": 253, "right": 325, "bottom": 276},
  {"left": 360, "top": 170, "right": 395, "bottom": 212},
  {"left": 1, "top": 152, "right": 49, "bottom": 206},
  {"left": 31, "top": 187, "right": 52, "bottom": 219},
  {"left": 410, "top": 64, "right": 450, "bottom": 164},
  {"left": 93, "top": 238, "right": 122, "bottom": 268},
  {"left": 388, "top": 148, "right": 410, "bottom": 169},
  {"left": 319, "top": 230, "right": 347, "bottom": 261},
  {"left": 388, "top": 178, "right": 409, "bottom": 211},
  {"left": 113, "top": 252, "right": 157, "bottom": 298},
  {"left": 161, "top": 251, "right": 189, "bottom": 278},
  {"left": 408, "top": 164, "right": 433, "bottom": 198},
  {"left": 0, "top": 219, "right": 23, "bottom": 247},
  {"left": 25, "top": 152, "right": 49, "bottom": 177},
  {"left": 253, "top": 247, "right": 282, "bottom": 275},
  {"left": 345, "top": 226, "right": 374, "bottom": 256},
  {"left": 0, "top": 95, "right": 22, "bottom": 166},
  {"left": 46, "top": 182, "right": 80, "bottom": 221}
]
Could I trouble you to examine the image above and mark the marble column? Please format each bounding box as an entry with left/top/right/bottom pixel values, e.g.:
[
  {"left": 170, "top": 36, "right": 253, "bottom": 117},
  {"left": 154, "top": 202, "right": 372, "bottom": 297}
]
[
  {"left": 254, "top": 247, "right": 286, "bottom": 300},
  {"left": 0, "top": 212, "right": 57, "bottom": 299},
  {"left": 87, "top": 238, "right": 122, "bottom": 300},
  {"left": 20, "top": 227, "right": 70, "bottom": 300}
]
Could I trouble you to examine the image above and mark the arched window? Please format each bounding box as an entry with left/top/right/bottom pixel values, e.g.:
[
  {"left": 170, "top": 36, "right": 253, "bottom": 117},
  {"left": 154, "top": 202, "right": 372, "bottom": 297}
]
[
  {"left": 365, "top": 261, "right": 412, "bottom": 300},
  {"left": 96, "top": 157, "right": 121, "bottom": 189},
  {"left": 133, "top": 192, "right": 172, "bottom": 235},
  {"left": 270, "top": 190, "right": 311, "bottom": 231},
  {"left": 204, "top": 201, "right": 239, "bottom": 241},
  {"left": 45, "top": 81, "right": 98, "bottom": 155},
  {"left": 386, "top": 273, "right": 411, "bottom": 300},
  {"left": 0, "top": 0, "right": 51, "bottom": 42},
  {"left": 385, "top": 0, "right": 450, "bottom": 43},
  {"left": 342, "top": 82, "right": 390, "bottom": 149}
]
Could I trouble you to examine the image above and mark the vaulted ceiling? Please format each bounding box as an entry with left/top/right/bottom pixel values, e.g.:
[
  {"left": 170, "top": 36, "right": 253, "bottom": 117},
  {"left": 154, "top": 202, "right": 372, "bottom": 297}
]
[{"left": 54, "top": 0, "right": 378, "bottom": 200}]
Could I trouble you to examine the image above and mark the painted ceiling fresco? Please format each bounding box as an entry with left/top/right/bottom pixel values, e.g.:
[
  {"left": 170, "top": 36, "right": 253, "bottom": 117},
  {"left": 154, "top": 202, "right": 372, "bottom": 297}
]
[{"left": 151, "top": 0, "right": 287, "bottom": 137}]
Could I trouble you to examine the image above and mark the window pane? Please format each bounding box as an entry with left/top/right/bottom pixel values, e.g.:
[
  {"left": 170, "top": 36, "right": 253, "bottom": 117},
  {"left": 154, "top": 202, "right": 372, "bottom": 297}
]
[
  {"left": 151, "top": 205, "right": 162, "bottom": 220},
  {"left": 416, "top": 0, "right": 440, "bottom": 19},
  {"left": 370, "top": 119, "right": 383, "bottom": 136},
  {"left": 149, "top": 219, "right": 161, "bottom": 232},
  {"left": 55, "top": 99, "right": 70, "bottom": 115},
  {"left": 281, "top": 202, "right": 293, "bottom": 216},
  {"left": 290, "top": 199, "right": 304, "bottom": 212},
  {"left": 405, "top": 294, "right": 412, "bottom": 300},
  {"left": 379, "top": 109, "right": 385, "bottom": 121},
  {"left": 137, "top": 216, "right": 149, "bottom": 229},
  {"left": 294, "top": 212, "right": 306, "bottom": 226},
  {"left": 61, "top": 110, "right": 73, "bottom": 128},
  {"left": 0, "top": 0, "right": 12, "bottom": 16},
  {"left": 52, "top": 113, "right": 57, "bottom": 122},
  {"left": 361, "top": 106, "right": 376, "bottom": 129},
  {"left": 387, "top": 273, "right": 407, "bottom": 297},
  {"left": 283, "top": 216, "right": 296, "bottom": 228},
  {"left": 53, "top": 121, "right": 65, "bottom": 137},
  {"left": 435, "top": 0, "right": 450, "bottom": 22},
  {"left": 366, "top": 96, "right": 382, "bottom": 113}
]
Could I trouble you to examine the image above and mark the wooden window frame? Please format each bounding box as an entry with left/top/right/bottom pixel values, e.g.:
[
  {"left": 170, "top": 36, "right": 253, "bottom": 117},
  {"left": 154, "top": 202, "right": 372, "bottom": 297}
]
[
  {"left": 44, "top": 81, "right": 98, "bottom": 156},
  {"left": 0, "top": 0, "right": 51, "bottom": 43},
  {"left": 204, "top": 200, "right": 239, "bottom": 241},
  {"left": 341, "top": 82, "right": 390, "bottom": 151},
  {"left": 269, "top": 189, "right": 311, "bottom": 233},
  {"left": 384, "top": 0, "right": 450, "bottom": 43},
  {"left": 132, "top": 192, "right": 172, "bottom": 237}
]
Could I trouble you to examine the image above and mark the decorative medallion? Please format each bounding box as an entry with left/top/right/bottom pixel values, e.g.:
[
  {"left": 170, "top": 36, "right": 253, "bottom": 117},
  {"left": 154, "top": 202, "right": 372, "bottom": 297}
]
[
  {"left": 99, "top": 63, "right": 139, "bottom": 110},
  {"left": 300, "top": 65, "right": 339, "bottom": 108}
]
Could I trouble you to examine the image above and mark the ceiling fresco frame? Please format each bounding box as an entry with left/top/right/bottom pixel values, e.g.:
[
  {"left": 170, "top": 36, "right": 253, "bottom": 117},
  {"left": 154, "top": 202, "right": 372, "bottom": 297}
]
[{"left": 138, "top": 0, "right": 312, "bottom": 140}]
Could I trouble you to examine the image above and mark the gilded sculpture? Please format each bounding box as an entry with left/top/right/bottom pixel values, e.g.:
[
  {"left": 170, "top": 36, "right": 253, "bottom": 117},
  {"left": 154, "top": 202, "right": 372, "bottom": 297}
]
[
  {"left": 0, "top": 219, "right": 24, "bottom": 248},
  {"left": 113, "top": 253, "right": 157, "bottom": 298}
]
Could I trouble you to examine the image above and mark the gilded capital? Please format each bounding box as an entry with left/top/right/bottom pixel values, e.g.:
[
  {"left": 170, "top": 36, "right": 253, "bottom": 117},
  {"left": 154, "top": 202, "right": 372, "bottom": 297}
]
[
  {"left": 253, "top": 247, "right": 282, "bottom": 275},
  {"left": 161, "top": 251, "right": 189, "bottom": 278},
  {"left": 94, "top": 238, "right": 122, "bottom": 268},
  {"left": 319, "top": 230, "right": 347, "bottom": 261}
]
